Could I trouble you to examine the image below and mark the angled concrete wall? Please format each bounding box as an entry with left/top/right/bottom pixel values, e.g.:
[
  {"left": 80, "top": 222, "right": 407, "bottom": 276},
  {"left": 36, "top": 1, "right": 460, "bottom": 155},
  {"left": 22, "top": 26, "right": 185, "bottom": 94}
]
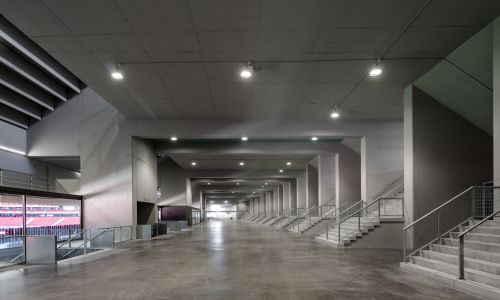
[{"left": 404, "top": 86, "right": 492, "bottom": 221}]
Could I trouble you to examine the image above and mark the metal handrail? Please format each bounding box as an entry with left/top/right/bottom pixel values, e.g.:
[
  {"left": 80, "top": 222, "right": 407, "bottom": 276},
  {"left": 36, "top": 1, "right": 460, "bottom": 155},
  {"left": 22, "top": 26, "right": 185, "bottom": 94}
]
[
  {"left": 277, "top": 207, "right": 306, "bottom": 228},
  {"left": 403, "top": 186, "right": 500, "bottom": 262},
  {"left": 335, "top": 197, "right": 404, "bottom": 244},
  {"left": 371, "top": 176, "right": 404, "bottom": 201},
  {"left": 404, "top": 186, "right": 475, "bottom": 231},
  {"left": 292, "top": 200, "right": 336, "bottom": 232},
  {"left": 58, "top": 229, "right": 112, "bottom": 260},
  {"left": 458, "top": 208, "right": 500, "bottom": 279},
  {"left": 288, "top": 203, "right": 321, "bottom": 228}
]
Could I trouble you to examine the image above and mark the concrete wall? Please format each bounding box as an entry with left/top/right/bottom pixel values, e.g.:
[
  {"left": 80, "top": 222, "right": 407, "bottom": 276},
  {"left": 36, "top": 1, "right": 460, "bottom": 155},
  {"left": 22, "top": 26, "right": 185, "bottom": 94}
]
[
  {"left": 404, "top": 86, "right": 493, "bottom": 220},
  {"left": 307, "top": 159, "right": 319, "bottom": 208},
  {"left": 349, "top": 222, "right": 404, "bottom": 249},
  {"left": 28, "top": 88, "right": 134, "bottom": 228},
  {"left": 157, "top": 157, "right": 187, "bottom": 206},
  {"left": 132, "top": 138, "right": 157, "bottom": 225},
  {"left": 318, "top": 154, "right": 336, "bottom": 205}
]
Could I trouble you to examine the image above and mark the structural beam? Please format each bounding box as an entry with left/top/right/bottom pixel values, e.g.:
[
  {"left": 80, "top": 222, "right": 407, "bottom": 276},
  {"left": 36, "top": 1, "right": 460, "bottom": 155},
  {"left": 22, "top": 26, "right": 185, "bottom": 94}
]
[
  {"left": 0, "top": 102, "right": 29, "bottom": 129},
  {"left": 0, "top": 44, "right": 68, "bottom": 101},
  {"left": 0, "top": 16, "right": 81, "bottom": 94},
  {"left": 0, "top": 67, "right": 54, "bottom": 110},
  {"left": 0, "top": 85, "right": 42, "bottom": 120}
]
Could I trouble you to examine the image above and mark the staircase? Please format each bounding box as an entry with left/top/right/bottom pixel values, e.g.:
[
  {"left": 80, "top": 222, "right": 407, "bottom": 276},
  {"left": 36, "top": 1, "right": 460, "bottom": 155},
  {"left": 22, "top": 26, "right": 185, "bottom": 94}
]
[
  {"left": 403, "top": 218, "right": 500, "bottom": 299},
  {"left": 402, "top": 186, "right": 500, "bottom": 300},
  {"left": 288, "top": 216, "right": 323, "bottom": 233},
  {"left": 316, "top": 180, "right": 405, "bottom": 247},
  {"left": 316, "top": 216, "right": 380, "bottom": 246}
]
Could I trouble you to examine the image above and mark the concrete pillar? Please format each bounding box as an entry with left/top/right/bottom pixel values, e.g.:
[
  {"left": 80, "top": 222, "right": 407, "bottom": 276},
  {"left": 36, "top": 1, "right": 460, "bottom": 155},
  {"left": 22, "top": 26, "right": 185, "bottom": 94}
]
[
  {"left": 494, "top": 17, "right": 500, "bottom": 210},
  {"left": 278, "top": 184, "right": 284, "bottom": 211},
  {"left": 306, "top": 158, "right": 319, "bottom": 208},
  {"left": 318, "top": 154, "right": 336, "bottom": 206}
]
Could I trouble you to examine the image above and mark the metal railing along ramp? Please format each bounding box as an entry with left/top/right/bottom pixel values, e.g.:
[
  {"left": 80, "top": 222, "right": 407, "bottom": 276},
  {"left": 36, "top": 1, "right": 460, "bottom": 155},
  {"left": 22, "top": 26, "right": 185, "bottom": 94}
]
[{"left": 402, "top": 186, "right": 500, "bottom": 300}]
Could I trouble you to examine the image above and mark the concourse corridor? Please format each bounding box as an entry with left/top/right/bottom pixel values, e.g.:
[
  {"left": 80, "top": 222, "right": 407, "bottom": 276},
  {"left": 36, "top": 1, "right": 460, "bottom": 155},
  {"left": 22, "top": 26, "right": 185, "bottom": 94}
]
[{"left": 0, "top": 221, "right": 480, "bottom": 300}]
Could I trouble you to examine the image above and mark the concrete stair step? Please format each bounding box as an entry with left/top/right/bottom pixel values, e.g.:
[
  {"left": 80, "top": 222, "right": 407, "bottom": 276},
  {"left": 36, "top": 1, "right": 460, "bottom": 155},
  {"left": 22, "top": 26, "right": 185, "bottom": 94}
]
[
  {"left": 410, "top": 256, "right": 500, "bottom": 289},
  {"left": 420, "top": 250, "right": 500, "bottom": 275},
  {"left": 315, "top": 236, "right": 351, "bottom": 246},
  {"left": 450, "top": 232, "right": 500, "bottom": 244},
  {"left": 442, "top": 238, "right": 500, "bottom": 254},
  {"left": 471, "top": 220, "right": 500, "bottom": 228},
  {"left": 460, "top": 226, "right": 500, "bottom": 235},
  {"left": 430, "top": 244, "right": 500, "bottom": 264}
]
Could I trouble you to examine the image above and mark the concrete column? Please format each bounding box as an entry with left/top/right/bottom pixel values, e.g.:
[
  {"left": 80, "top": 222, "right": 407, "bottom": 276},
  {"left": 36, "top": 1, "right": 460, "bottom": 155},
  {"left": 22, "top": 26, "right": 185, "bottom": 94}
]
[
  {"left": 306, "top": 157, "right": 319, "bottom": 208},
  {"left": 494, "top": 17, "right": 500, "bottom": 210},
  {"left": 283, "top": 182, "right": 292, "bottom": 210},
  {"left": 318, "top": 154, "right": 336, "bottom": 206},
  {"left": 278, "top": 184, "right": 284, "bottom": 211}
]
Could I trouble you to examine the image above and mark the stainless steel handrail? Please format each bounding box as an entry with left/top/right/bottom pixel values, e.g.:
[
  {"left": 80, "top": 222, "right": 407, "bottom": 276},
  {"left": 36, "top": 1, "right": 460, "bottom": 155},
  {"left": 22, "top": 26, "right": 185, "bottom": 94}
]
[
  {"left": 292, "top": 200, "right": 336, "bottom": 232},
  {"left": 458, "top": 208, "right": 500, "bottom": 279},
  {"left": 288, "top": 203, "right": 321, "bottom": 230},
  {"left": 403, "top": 186, "right": 500, "bottom": 262},
  {"left": 336, "top": 197, "right": 404, "bottom": 244},
  {"left": 324, "top": 200, "right": 364, "bottom": 240}
]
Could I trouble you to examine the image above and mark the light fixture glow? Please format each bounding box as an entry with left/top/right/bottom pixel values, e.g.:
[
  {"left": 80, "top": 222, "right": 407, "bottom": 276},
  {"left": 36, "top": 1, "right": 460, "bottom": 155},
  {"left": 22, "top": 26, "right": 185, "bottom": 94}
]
[
  {"left": 240, "top": 62, "right": 254, "bottom": 79},
  {"left": 170, "top": 136, "right": 178, "bottom": 141},
  {"left": 311, "top": 136, "right": 318, "bottom": 141},
  {"left": 236, "top": 182, "right": 240, "bottom": 185},
  {"left": 191, "top": 161, "right": 197, "bottom": 166},
  {"left": 239, "top": 161, "right": 245, "bottom": 166},
  {"left": 369, "top": 66, "right": 383, "bottom": 77},
  {"left": 111, "top": 71, "right": 124, "bottom": 80},
  {"left": 253, "top": 192, "right": 256, "bottom": 194},
  {"left": 0, "top": 145, "right": 26, "bottom": 156},
  {"left": 265, "top": 182, "right": 268, "bottom": 185},
  {"left": 286, "top": 161, "right": 292, "bottom": 166},
  {"left": 207, "top": 182, "right": 211, "bottom": 185},
  {"left": 330, "top": 106, "right": 340, "bottom": 119},
  {"left": 279, "top": 169, "right": 284, "bottom": 173},
  {"left": 241, "top": 136, "right": 248, "bottom": 141}
]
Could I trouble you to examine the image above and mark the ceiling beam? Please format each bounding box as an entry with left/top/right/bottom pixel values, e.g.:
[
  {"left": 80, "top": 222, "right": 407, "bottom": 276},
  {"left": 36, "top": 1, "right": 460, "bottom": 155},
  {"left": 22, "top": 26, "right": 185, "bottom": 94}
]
[
  {"left": 0, "top": 67, "right": 55, "bottom": 110},
  {"left": 0, "top": 85, "right": 42, "bottom": 120},
  {"left": 0, "top": 44, "right": 68, "bottom": 101},
  {"left": 0, "top": 102, "right": 29, "bottom": 129},
  {"left": 0, "top": 16, "right": 81, "bottom": 94}
]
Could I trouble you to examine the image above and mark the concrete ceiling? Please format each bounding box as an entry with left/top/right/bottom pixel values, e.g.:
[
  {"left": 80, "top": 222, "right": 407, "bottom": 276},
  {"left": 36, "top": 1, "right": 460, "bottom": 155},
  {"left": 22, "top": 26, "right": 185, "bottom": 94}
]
[
  {"left": 414, "top": 23, "right": 493, "bottom": 134},
  {"left": 1, "top": 1, "right": 500, "bottom": 121}
]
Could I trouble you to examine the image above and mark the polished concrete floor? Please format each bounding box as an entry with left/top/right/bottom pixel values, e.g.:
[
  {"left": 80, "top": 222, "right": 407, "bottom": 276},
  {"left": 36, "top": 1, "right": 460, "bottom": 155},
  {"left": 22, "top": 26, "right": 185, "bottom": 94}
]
[{"left": 0, "top": 220, "right": 479, "bottom": 300}]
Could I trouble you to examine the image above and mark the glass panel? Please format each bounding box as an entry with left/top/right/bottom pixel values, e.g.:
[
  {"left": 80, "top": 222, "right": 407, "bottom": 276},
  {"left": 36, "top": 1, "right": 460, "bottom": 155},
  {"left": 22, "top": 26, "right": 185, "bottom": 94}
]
[
  {"left": 0, "top": 193, "right": 24, "bottom": 265},
  {"left": 25, "top": 196, "right": 82, "bottom": 242}
]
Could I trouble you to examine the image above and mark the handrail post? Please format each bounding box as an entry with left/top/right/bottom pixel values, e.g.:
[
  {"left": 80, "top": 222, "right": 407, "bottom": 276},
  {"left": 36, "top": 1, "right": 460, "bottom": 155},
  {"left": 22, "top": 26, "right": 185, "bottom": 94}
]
[
  {"left": 83, "top": 229, "right": 88, "bottom": 255},
  {"left": 437, "top": 211, "right": 441, "bottom": 245},
  {"left": 325, "top": 222, "right": 329, "bottom": 240},
  {"left": 338, "top": 222, "right": 341, "bottom": 245},
  {"left": 378, "top": 200, "right": 381, "bottom": 219},
  {"left": 403, "top": 228, "right": 407, "bottom": 262},
  {"left": 459, "top": 235, "right": 465, "bottom": 279}
]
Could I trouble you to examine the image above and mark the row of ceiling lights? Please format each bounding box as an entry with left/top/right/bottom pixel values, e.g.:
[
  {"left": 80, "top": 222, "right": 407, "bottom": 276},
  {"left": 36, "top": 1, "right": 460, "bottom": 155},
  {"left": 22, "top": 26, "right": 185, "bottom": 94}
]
[
  {"left": 110, "top": 61, "right": 383, "bottom": 120},
  {"left": 191, "top": 160, "right": 292, "bottom": 168},
  {"left": 171, "top": 136, "right": 320, "bottom": 142}
]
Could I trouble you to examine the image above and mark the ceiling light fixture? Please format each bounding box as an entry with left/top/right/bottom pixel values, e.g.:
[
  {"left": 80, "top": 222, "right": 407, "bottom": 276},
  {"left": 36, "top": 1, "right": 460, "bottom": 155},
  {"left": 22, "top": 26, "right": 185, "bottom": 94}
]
[
  {"left": 170, "top": 136, "right": 178, "bottom": 142},
  {"left": 236, "top": 182, "right": 240, "bottom": 185},
  {"left": 111, "top": 64, "right": 124, "bottom": 80},
  {"left": 239, "top": 161, "right": 245, "bottom": 166},
  {"left": 265, "top": 182, "right": 268, "bottom": 185},
  {"left": 279, "top": 169, "right": 284, "bottom": 173},
  {"left": 286, "top": 161, "right": 292, "bottom": 166},
  {"left": 241, "top": 136, "right": 248, "bottom": 141},
  {"left": 311, "top": 136, "right": 318, "bottom": 141},
  {"left": 330, "top": 106, "right": 340, "bottom": 119},
  {"left": 369, "top": 62, "right": 383, "bottom": 77},
  {"left": 240, "top": 61, "right": 254, "bottom": 79},
  {"left": 191, "top": 161, "right": 197, "bottom": 166},
  {"left": 207, "top": 182, "right": 211, "bottom": 185}
]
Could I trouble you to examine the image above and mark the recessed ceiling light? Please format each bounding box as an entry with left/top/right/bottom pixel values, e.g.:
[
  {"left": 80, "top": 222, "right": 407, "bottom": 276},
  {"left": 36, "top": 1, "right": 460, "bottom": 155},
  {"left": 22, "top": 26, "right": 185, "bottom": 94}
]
[
  {"left": 241, "top": 136, "right": 248, "bottom": 141},
  {"left": 369, "top": 65, "right": 383, "bottom": 77},
  {"left": 236, "top": 182, "right": 240, "bottom": 185},
  {"left": 207, "top": 182, "right": 211, "bottom": 185},
  {"left": 111, "top": 71, "right": 124, "bottom": 80},
  {"left": 265, "top": 182, "right": 268, "bottom": 185},
  {"left": 253, "top": 192, "right": 256, "bottom": 194},
  {"left": 239, "top": 161, "right": 245, "bottom": 166},
  {"left": 311, "top": 137, "right": 318, "bottom": 141},
  {"left": 224, "top": 200, "right": 228, "bottom": 203},
  {"left": 232, "top": 191, "right": 235, "bottom": 194},
  {"left": 279, "top": 169, "right": 284, "bottom": 173},
  {"left": 170, "top": 136, "right": 178, "bottom": 141},
  {"left": 286, "top": 161, "right": 292, "bottom": 166},
  {"left": 191, "top": 161, "right": 197, "bottom": 166},
  {"left": 261, "top": 185, "right": 264, "bottom": 188}
]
